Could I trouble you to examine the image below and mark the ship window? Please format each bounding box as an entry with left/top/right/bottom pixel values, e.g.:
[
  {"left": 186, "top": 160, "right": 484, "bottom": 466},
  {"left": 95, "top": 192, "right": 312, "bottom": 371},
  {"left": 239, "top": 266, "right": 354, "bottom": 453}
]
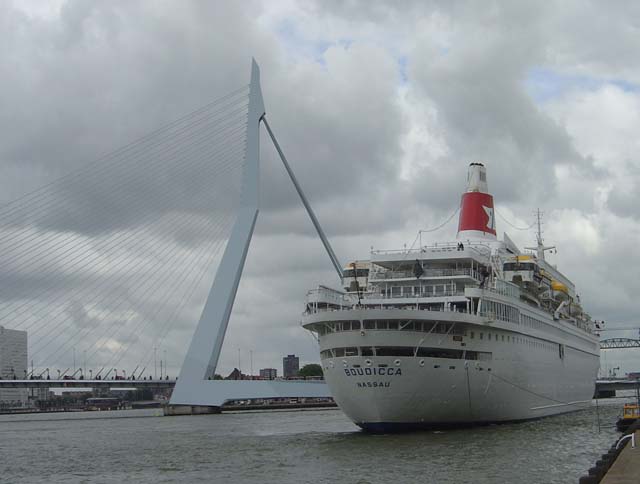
[
  {"left": 376, "top": 320, "right": 388, "bottom": 330},
  {"left": 488, "top": 333, "right": 492, "bottom": 341},
  {"left": 449, "top": 366, "right": 456, "bottom": 370},
  {"left": 334, "top": 348, "right": 345, "bottom": 357},
  {"left": 345, "top": 347, "right": 358, "bottom": 357},
  {"left": 465, "top": 351, "right": 491, "bottom": 360},
  {"left": 470, "top": 332, "right": 475, "bottom": 339},
  {"left": 388, "top": 321, "right": 399, "bottom": 330},
  {"left": 400, "top": 322, "right": 414, "bottom": 331},
  {"left": 361, "top": 347, "right": 374, "bottom": 356},
  {"left": 501, "top": 335, "right": 505, "bottom": 341},
  {"left": 352, "top": 320, "right": 361, "bottom": 330},
  {"left": 416, "top": 348, "right": 464, "bottom": 359},
  {"left": 434, "top": 365, "right": 440, "bottom": 369},
  {"left": 480, "top": 333, "right": 484, "bottom": 340},
  {"left": 375, "top": 346, "right": 414, "bottom": 357},
  {"left": 364, "top": 320, "right": 376, "bottom": 330}
]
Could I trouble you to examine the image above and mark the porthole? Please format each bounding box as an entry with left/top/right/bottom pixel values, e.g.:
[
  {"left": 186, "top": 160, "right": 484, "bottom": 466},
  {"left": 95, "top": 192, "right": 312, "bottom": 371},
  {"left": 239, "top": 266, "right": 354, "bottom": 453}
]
[
  {"left": 394, "top": 359, "right": 401, "bottom": 366},
  {"left": 419, "top": 359, "right": 425, "bottom": 367},
  {"left": 365, "top": 359, "right": 372, "bottom": 366}
]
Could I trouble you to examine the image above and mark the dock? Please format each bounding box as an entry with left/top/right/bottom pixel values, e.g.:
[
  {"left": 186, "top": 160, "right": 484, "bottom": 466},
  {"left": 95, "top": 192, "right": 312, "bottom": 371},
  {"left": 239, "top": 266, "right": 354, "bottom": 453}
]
[
  {"left": 580, "top": 419, "right": 640, "bottom": 484},
  {"left": 600, "top": 429, "right": 640, "bottom": 484}
]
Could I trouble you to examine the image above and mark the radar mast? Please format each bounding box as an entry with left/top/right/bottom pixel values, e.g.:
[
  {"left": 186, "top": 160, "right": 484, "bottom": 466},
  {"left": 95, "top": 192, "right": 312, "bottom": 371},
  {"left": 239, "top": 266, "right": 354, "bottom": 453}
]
[{"left": 525, "top": 209, "right": 556, "bottom": 260}]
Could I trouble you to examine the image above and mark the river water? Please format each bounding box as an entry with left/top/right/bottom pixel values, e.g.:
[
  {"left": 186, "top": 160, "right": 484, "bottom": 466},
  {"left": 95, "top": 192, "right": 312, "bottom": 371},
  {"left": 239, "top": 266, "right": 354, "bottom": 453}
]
[{"left": 0, "top": 401, "right": 627, "bottom": 484}]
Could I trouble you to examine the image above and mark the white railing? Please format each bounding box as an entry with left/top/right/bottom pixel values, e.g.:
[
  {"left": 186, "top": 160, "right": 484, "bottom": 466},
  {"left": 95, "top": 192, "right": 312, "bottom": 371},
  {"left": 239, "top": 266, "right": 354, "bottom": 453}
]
[
  {"left": 365, "top": 289, "right": 466, "bottom": 299},
  {"left": 489, "top": 279, "right": 521, "bottom": 299},
  {"left": 371, "top": 241, "right": 492, "bottom": 258},
  {"left": 305, "top": 285, "right": 354, "bottom": 307},
  {"left": 370, "top": 267, "right": 480, "bottom": 280}
]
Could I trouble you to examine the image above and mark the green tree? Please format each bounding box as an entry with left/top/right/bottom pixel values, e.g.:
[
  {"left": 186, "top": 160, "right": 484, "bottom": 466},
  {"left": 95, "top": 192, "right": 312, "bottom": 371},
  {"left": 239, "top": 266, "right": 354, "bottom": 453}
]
[{"left": 298, "top": 364, "right": 323, "bottom": 378}]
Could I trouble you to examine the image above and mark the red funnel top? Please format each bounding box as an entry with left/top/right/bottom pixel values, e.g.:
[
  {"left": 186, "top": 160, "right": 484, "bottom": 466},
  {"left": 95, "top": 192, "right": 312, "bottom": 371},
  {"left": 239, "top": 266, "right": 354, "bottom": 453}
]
[{"left": 457, "top": 163, "right": 496, "bottom": 239}]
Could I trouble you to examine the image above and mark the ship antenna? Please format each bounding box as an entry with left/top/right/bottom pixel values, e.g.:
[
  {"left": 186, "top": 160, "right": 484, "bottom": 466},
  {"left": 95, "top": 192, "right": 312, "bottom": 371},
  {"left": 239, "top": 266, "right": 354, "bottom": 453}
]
[
  {"left": 525, "top": 209, "right": 556, "bottom": 261},
  {"left": 536, "top": 209, "right": 544, "bottom": 258}
]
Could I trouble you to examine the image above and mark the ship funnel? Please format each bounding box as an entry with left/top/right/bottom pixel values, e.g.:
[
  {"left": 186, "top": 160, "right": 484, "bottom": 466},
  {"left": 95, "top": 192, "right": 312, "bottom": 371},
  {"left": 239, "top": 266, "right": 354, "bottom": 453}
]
[{"left": 457, "top": 163, "right": 496, "bottom": 240}]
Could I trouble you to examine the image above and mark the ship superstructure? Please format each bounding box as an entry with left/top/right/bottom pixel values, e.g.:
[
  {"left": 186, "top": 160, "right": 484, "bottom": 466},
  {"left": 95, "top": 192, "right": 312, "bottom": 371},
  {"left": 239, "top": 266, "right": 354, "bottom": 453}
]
[{"left": 302, "top": 163, "right": 600, "bottom": 431}]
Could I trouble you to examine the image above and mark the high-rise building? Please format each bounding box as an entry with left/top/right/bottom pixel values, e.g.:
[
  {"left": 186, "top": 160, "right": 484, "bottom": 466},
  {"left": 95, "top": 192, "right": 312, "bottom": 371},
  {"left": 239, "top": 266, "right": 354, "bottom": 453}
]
[
  {"left": 282, "top": 354, "right": 299, "bottom": 379},
  {"left": 259, "top": 368, "right": 277, "bottom": 380},
  {"left": 0, "top": 326, "right": 28, "bottom": 407}
]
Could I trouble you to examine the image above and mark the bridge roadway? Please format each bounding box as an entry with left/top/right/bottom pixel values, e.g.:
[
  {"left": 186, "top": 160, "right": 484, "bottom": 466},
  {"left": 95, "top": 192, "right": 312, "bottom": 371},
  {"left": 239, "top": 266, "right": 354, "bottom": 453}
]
[{"left": 0, "top": 379, "right": 176, "bottom": 390}]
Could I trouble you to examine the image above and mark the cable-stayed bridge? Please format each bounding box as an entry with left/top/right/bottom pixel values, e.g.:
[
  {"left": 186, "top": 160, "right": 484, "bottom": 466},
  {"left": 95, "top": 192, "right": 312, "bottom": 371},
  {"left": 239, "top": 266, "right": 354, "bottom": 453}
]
[{"left": 0, "top": 60, "right": 332, "bottom": 412}]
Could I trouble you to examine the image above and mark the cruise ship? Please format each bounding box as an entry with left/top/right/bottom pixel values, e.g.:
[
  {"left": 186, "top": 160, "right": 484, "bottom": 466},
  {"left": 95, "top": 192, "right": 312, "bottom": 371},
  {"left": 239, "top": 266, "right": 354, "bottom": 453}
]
[{"left": 302, "top": 163, "right": 600, "bottom": 432}]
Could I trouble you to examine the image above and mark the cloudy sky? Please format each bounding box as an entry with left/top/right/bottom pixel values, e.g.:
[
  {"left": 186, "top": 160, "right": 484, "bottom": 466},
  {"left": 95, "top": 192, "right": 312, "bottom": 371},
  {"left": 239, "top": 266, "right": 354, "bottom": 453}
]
[{"left": 1, "top": 0, "right": 639, "bottom": 378}]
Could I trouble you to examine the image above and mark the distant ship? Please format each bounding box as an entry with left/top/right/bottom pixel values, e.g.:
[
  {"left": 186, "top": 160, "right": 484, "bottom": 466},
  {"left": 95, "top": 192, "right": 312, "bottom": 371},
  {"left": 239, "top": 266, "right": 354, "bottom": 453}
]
[{"left": 302, "top": 163, "right": 600, "bottom": 432}]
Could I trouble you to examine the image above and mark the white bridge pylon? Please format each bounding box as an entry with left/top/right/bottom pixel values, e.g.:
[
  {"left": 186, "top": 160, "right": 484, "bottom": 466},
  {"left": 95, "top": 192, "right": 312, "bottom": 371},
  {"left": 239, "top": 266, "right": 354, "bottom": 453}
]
[{"left": 170, "top": 60, "right": 335, "bottom": 408}]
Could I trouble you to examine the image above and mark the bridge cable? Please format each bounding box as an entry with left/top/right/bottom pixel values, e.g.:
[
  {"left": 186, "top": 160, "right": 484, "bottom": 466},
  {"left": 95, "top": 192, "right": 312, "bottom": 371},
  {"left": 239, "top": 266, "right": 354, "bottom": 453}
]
[
  {"left": 1, "top": 86, "right": 252, "bottom": 374},
  {"left": 25, "top": 149, "right": 245, "bottom": 354},
  {"left": 2, "top": 133, "right": 247, "bottom": 326},
  {"left": 0, "top": 85, "right": 249, "bottom": 222},
  {"left": 4, "top": 138, "right": 247, "bottom": 331},
  {"left": 0, "top": 103, "right": 249, "bottom": 264}
]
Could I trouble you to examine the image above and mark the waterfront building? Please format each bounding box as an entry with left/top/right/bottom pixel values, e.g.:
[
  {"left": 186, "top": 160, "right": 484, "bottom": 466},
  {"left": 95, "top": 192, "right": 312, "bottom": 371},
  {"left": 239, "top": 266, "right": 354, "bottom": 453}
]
[
  {"left": 259, "top": 368, "right": 277, "bottom": 380},
  {"left": 283, "top": 354, "right": 299, "bottom": 378},
  {"left": 226, "top": 368, "right": 245, "bottom": 380},
  {"left": 0, "top": 326, "right": 28, "bottom": 407}
]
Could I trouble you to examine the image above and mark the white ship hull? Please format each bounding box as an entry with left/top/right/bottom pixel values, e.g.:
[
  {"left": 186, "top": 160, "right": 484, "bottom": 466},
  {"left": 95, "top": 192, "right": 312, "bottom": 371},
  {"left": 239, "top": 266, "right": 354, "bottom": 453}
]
[
  {"left": 324, "top": 347, "right": 597, "bottom": 432},
  {"left": 305, "top": 308, "right": 599, "bottom": 432}
]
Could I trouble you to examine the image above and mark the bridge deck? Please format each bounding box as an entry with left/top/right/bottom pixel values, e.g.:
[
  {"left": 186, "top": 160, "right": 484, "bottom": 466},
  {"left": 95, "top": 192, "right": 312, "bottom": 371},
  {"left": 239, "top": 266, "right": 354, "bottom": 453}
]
[{"left": 0, "top": 379, "right": 175, "bottom": 389}]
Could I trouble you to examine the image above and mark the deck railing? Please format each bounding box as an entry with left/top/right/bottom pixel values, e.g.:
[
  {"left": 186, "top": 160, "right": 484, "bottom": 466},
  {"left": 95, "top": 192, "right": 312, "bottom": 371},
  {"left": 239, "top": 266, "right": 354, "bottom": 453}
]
[{"left": 369, "top": 267, "right": 480, "bottom": 280}]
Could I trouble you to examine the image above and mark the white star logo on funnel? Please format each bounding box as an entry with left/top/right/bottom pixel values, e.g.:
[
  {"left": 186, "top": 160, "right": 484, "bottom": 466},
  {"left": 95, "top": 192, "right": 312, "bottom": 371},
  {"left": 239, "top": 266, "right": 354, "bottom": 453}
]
[{"left": 483, "top": 206, "right": 495, "bottom": 231}]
